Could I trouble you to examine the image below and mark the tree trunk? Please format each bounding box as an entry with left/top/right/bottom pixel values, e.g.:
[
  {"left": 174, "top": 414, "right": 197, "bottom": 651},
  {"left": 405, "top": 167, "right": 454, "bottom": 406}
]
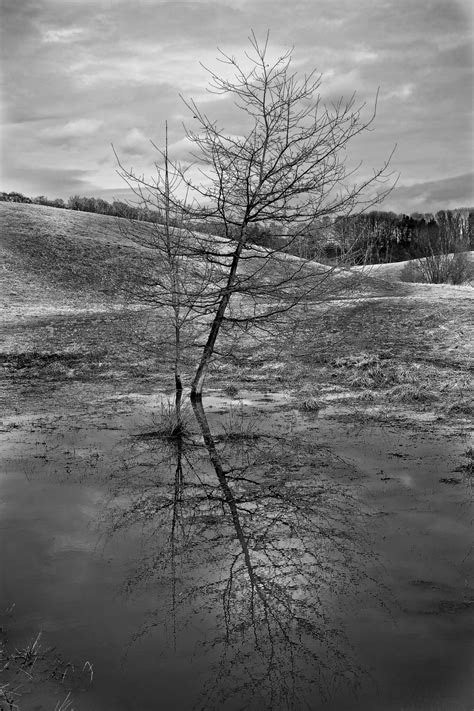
[{"left": 190, "top": 234, "right": 246, "bottom": 399}]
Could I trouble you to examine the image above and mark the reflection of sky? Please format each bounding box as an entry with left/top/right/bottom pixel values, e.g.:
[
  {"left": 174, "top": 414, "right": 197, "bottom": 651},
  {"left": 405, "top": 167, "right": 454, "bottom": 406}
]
[
  {"left": 0, "top": 468, "right": 111, "bottom": 604},
  {"left": 1, "top": 0, "right": 472, "bottom": 213},
  {"left": 1, "top": 398, "right": 473, "bottom": 709}
]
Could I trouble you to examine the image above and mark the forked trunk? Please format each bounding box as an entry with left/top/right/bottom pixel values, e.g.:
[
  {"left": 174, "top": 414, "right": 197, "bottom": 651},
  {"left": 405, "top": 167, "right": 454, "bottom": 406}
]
[{"left": 190, "top": 234, "right": 246, "bottom": 399}]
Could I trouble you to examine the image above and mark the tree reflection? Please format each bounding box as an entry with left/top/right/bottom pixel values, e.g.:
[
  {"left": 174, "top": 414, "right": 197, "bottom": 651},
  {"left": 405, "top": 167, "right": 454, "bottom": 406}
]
[{"left": 108, "top": 401, "right": 377, "bottom": 710}]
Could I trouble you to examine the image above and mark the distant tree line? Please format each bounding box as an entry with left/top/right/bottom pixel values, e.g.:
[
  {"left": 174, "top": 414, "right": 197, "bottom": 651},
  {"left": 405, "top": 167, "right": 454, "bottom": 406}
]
[
  {"left": 0, "top": 191, "right": 166, "bottom": 223},
  {"left": 247, "top": 210, "right": 473, "bottom": 264},
  {"left": 1, "top": 190, "right": 472, "bottom": 265},
  {"left": 330, "top": 209, "right": 473, "bottom": 264},
  {"left": 173, "top": 208, "right": 473, "bottom": 264}
]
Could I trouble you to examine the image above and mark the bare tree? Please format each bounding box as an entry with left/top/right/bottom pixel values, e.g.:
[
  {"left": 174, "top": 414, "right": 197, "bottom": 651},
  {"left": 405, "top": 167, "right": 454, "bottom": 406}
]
[
  {"left": 117, "top": 32, "right": 394, "bottom": 399},
  {"left": 114, "top": 125, "right": 228, "bottom": 419},
  {"left": 416, "top": 210, "right": 472, "bottom": 284}
]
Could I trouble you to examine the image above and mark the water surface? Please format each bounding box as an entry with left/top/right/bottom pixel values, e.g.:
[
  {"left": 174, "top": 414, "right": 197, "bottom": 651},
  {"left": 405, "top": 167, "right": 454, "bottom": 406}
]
[{"left": 1, "top": 396, "right": 472, "bottom": 710}]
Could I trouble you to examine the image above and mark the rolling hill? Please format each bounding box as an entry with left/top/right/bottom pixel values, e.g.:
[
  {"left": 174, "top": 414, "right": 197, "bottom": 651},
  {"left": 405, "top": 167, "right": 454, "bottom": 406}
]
[
  {"left": 1, "top": 201, "right": 404, "bottom": 321},
  {"left": 1, "top": 200, "right": 472, "bottom": 398}
]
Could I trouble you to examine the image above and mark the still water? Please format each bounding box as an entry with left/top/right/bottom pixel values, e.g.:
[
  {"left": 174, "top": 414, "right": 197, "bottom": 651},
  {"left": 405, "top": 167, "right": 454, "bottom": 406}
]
[{"left": 1, "top": 398, "right": 473, "bottom": 710}]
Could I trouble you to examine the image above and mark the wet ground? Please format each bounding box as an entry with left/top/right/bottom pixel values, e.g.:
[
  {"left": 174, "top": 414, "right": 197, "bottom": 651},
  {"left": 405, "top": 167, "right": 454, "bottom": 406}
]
[
  {"left": 1, "top": 205, "right": 473, "bottom": 708},
  {"left": 1, "top": 386, "right": 473, "bottom": 710}
]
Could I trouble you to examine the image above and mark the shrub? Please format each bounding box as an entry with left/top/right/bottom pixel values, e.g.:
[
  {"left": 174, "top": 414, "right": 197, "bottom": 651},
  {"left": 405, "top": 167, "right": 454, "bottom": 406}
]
[
  {"left": 399, "top": 261, "right": 425, "bottom": 283},
  {"left": 400, "top": 252, "right": 473, "bottom": 285}
]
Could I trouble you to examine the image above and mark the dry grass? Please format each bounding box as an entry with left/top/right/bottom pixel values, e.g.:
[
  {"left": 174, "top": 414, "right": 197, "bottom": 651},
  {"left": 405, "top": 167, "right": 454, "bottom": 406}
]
[
  {"left": 0, "top": 620, "right": 93, "bottom": 711},
  {"left": 297, "top": 388, "right": 322, "bottom": 411},
  {"left": 54, "top": 691, "right": 74, "bottom": 711},
  {"left": 143, "top": 399, "right": 193, "bottom": 440},
  {"left": 0, "top": 681, "right": 21, "bottom": 711},
  {"left": 1, "top": 202, "right": 473, "bottom": 422},
  {"left": 445, "top": 401, "right": 474, "bottom": 417},
  {"left": 223, "top": 383, "right": 240, "bottom": 398},
  {"left": 388, "top": 383, "right": 439, "bottom": 404},
  {"left": 221, "top": 404, "right": 260, "bottom": 440},
  {"left": 459, "top": 447, "right": 474, "bottom": 478}
]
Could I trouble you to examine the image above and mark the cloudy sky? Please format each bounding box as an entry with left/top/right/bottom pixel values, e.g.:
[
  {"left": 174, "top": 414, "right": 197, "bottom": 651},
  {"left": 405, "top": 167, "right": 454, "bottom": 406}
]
[{"left": 1, "top": 0, "right": 473, "bottom": 214}]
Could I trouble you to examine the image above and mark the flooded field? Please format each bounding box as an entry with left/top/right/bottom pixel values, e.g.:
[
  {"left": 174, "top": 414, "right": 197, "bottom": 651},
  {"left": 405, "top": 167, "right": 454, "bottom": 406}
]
[
  {"left": 1, "top": 383, "right": 473, "bottom": 710},
  {"left": 1, "top": 202, "right": 473, "bottom": 708}
]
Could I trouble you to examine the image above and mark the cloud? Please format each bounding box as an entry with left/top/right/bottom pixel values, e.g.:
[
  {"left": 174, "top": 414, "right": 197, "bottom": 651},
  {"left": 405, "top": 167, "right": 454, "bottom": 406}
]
[
  {"left": 119, "top": 127, "right": 151, "bottom": 156},
  {"left": 381, "top": 173, "right": 474, "bottom": 214},
  {"left": 166, "top": 133, "right": 246, "bottom": 164},
  {"left": 1, "top": 166, "right": 98, "bottom": 198},
  {"left": 42, "top": 26, "right": 85, "bottom": 43},
  {"left": 384, "top": 83, "right": 414, "bottom": 101},
  {"left": 319, "top": 67, "right": 363, "bottom": 101},
  {"left": 1, "top": 0, "right": 472, "bottom": 210},
  {"left": 351, "top": 47, "right": 378, "bottom": 64},
  {"left": 41, "top": 119, "right": 104, "bottom": 144},
  {"left": 166, "top": 136, "right": 197, "bottom": 162}
]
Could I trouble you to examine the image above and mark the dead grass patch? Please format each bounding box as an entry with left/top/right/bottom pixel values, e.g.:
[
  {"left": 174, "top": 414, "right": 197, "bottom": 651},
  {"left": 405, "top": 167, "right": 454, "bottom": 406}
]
[
  {"left": 1, "top": 350, "right": 109, "bottom": 383},
  {"left": 445, "top": 401, "right": 474, "bottom": 417},
  {"left": 296, "top": 387, "right": 322, "bottom": 411},
  {"left": 332, "top": 353, "right": 421, "bottom": 390},
  {"left": 299, "top": 395, "right": 321, "bottom": 412},
  {"left": 0, "top": 622, "right": 92, "bottom": 711},
  {"left": 140, "top": 400, "right": 193, "bottom": 440},
  {"left": 223, "top": 383, "right": 240, "bottom": 398},
  {"left": 388, "top": 383, "right": 439, "bottom": 404},
  {"left": 222, "top": 404, "right": 260, "bottom": 440}
]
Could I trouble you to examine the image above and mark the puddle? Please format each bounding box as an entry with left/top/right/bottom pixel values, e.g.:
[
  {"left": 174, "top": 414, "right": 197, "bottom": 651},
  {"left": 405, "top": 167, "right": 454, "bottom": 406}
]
[{"left": 0, "top": 392, "right": 472, "bottom": 710}]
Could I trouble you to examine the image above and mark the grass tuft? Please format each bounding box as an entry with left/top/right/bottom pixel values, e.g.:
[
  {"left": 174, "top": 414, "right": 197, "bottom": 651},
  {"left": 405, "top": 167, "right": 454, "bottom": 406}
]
[
  {"left": 55, "top": 691, "right": 74, "bottom": 711},
  {"left": 458, "top": 447, "right": 474, "bottom": 478},
  {"left": 222, "top": 404, "right": 259, "bottom": 440},
  {"left": 445, "top": 402, "right": 474, "bottom": 417},
  {"left": 0, "top": 681, "right": 21, "bottom": 711},
  {"left": 147, "top": 399, "right": 192, "bottom": 440},
  {"left": 13, "top": 631, "right": 42, "bottom": 671},
  {"left": 223, "top": 383, "right": 240, "bottom": 398},
  {"left": 298, "top": 393, "right": 321, "bottom": 412}
]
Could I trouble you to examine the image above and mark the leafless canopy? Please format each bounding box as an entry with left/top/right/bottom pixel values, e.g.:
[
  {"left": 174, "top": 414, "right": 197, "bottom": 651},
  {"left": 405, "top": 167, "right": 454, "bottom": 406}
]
[
  {"left": 182, "top": 31, "right": 393, "bottom": 230},
  {"left": 116, "top": 32, "right": 395, "bottom": 397}
]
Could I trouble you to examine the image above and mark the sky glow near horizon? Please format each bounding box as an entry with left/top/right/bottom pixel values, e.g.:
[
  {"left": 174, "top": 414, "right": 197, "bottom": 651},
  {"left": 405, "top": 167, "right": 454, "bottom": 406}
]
[{"left": 1, "top": 0, "right": 473, "bottom": 214}]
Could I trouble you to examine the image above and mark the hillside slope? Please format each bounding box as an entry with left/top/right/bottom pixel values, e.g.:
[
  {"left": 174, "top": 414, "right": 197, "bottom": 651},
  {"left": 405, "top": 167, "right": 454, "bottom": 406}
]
[
  {"left": 1, "top": 202, "right": 156, "bottom": 316},
  {"left": 1, "top": 202, "right": 401, "bottom": 322},
  {"left": 1, "top": 200, "right": 472, "bottom": 418}
]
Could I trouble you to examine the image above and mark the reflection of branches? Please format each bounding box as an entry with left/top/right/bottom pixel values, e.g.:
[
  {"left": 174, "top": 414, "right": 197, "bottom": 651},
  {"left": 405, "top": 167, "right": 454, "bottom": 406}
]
[
  {"left": 192, "top": 400, "right": 372, "bottom": 709},
  {"left": 170, "top": 432, "right": 184, "bottom": 648},
  {"left": 106, "top": 405, "right": 379, "bottom": 709}
]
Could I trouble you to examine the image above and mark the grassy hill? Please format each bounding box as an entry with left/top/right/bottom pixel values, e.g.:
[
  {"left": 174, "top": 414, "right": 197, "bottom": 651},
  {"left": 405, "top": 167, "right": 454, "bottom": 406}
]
[
  {"left": 1, "top": 202, "right": 154, "bottom": 311},
  {"left": 1, "top": 201, "right": 399, "bottom": 312},
  {"left": 1, "top": 201, "right": 473, "bottom": 413},
  {"left": 0, "top": 201, "right": 396, "bottom": 367}
]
